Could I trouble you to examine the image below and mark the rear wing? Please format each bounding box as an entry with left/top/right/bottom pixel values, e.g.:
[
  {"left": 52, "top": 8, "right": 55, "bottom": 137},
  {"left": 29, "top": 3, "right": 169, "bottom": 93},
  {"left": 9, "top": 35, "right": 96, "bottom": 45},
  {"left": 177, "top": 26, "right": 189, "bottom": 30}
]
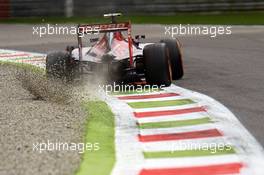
[
  {"left": 77, "top": 21, "right": 134, "bottom": 67},
  {"left": 78, "top": 22, "right": 130, "bottom": 34}
]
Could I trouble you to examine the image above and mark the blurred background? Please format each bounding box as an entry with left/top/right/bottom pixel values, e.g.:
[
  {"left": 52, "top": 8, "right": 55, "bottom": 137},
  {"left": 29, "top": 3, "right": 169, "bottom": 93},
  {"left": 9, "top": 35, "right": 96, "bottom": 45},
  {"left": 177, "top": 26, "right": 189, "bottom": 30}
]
[{"left": 1, "top": 0, "right": 264, "bottom": 18}]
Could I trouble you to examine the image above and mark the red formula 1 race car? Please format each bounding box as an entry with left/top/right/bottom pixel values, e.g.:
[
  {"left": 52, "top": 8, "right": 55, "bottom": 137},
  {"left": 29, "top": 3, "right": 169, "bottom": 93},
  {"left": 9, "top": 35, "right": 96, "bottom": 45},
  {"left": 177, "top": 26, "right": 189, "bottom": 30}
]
[{"left": 46, "top": 13, "right": 183, "bottom": 86}]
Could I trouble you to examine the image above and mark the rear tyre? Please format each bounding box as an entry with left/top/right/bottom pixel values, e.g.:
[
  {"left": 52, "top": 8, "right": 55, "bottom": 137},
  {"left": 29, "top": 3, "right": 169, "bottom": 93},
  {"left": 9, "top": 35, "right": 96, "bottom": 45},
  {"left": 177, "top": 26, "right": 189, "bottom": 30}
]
[
  {"left": 46, "top": 51, "right": 75, "bottom": 81},
  {"left": 160, "top": 39, "right": 184, "bottom": 80},
  {"left": 143, "top": 43, "right": 172, "bottom": 87}
]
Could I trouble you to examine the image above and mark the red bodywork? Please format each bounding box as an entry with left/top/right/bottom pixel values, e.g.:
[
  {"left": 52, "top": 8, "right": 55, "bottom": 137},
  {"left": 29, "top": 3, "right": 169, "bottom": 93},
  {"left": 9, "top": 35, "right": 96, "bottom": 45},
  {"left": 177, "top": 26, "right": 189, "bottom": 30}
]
[{"left": 77, "top": 21, "right": 134, "bottom": 67}]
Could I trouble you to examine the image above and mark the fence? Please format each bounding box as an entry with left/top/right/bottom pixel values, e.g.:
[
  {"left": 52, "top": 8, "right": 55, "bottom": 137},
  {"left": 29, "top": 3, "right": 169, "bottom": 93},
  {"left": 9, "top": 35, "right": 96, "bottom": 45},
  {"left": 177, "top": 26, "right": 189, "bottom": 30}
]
[{"left": 1, "top": 0, "right": 264, "bottom": 18}]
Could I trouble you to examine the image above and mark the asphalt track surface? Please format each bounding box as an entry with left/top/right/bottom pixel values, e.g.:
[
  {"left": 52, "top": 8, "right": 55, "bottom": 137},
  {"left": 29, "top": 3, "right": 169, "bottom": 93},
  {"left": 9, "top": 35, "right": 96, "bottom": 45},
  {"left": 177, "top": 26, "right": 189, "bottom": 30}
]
[{"left": 1, "top": 24, "right": 264, "bottom": 146}]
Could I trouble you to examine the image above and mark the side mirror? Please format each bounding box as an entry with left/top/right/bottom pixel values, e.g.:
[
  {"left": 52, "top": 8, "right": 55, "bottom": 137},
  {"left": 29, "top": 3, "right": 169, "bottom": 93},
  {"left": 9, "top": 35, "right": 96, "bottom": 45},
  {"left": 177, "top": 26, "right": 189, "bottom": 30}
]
[
  {"left": 90, "top": 38, "right": 99, "bottom": 43},
  {"left": 135, "top": 35, "right": 146, "bottom": 40},
  {"left": 66, "top": 45, "right": 77, "bottom": 53}
]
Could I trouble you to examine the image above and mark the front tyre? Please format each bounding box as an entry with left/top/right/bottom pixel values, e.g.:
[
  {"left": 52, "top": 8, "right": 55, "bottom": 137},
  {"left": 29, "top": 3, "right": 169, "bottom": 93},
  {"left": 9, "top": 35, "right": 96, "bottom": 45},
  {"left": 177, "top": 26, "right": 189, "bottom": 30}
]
[{"left": 143, "top": 43, "right": 172, "bottom": 87}]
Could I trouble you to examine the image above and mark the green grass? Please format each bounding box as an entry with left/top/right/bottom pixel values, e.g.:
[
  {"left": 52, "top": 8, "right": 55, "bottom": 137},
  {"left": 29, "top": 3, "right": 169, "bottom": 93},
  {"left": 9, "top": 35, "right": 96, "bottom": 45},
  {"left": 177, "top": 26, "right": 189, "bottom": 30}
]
[
  {"left": 1, "top": 12, "right": 264, "bottom": 25},
  {"left": 0, "top": 61, "right": 45, "bottom": 74},
  {"left": 75, "top": 101, "right": 115, "bottom": 175},
  {"left": 143, "top": 146, "right": 235, "bottom": 158},
  {"left": 138, "top": 117, "right": 212, "bottom": 129},
  {"left": 128, "top": 99, "right": 194, "bottom": 109}
]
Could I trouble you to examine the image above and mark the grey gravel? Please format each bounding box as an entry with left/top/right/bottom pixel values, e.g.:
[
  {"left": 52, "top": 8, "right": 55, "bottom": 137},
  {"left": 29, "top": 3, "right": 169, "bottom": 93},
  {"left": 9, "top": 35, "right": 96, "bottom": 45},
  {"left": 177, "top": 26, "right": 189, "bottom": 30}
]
[{"left": 0, "top": 65, "right": 86, "bottom": 175}]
